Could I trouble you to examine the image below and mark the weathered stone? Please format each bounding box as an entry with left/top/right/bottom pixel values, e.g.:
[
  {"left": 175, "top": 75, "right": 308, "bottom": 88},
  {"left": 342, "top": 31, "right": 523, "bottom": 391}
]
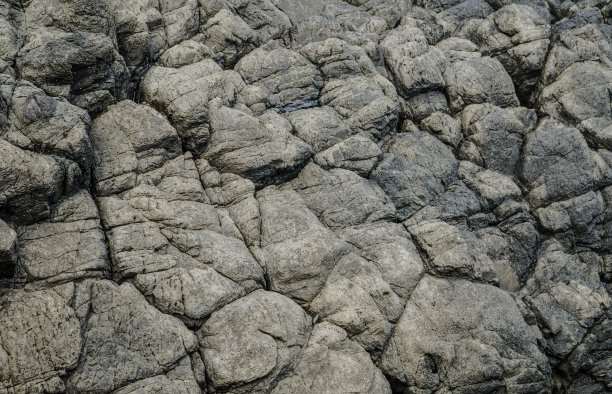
[
  {"left": 380, "top": 276, "right": 552, "bottom": 393},
  {"left": 198, "top": 289, "right": 312, "bottom": 393},
  {"left": 272, "top": 322, "right": 391, "bottom": 393}
]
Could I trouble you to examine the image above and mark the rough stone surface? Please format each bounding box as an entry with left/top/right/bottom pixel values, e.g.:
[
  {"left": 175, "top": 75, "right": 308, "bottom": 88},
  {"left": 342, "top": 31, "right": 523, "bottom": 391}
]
[{"left": 1, "top": 1, "right": 611, "bottom": 392}]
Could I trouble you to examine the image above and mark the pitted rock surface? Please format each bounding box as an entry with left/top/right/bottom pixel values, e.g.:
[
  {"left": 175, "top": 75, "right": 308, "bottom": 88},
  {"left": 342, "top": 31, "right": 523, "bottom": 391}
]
[{"left": 1, "top": 1, "right": 611, "bottom": 393}]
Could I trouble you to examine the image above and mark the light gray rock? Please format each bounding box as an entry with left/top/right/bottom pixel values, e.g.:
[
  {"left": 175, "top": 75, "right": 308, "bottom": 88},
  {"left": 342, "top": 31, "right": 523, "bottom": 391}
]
[
  {"left": 407, "top": 219, "right": 498, "bottom": 284},
  {"left": 90, "top": 100, "right": 182, "bottom": 196},
  {"left": 459, "top": 103, "right": 536, "bottom": 175},
  {"left": 314, "top": 134, "right": 382, "bottom": 176},
  {"left": 255, "top": 187, "right": 350, "bottom": 303},
  {"left": 380, "top": 275, "right": 552, "bottom": 393},
  {"left": 198, "top": 289, "right": 312, "bottom": 393},
  {"left": 66, "top": 280, "right": 199, "bottom": 393},
  {"left": 225, "top": 0, "right": 291, "bottom": 42},
  {"left": 535, "top": 191, "right": 604, "bottom": 247},
  {"left": 0, "top": 139, "right": 74, "bottom": 224},
  {"left": 2, "top": 1, "right": 612, "bottom": 391},
  {"left": 337, "top": 222, "right": 425, "bottom": 300},
  {"left": 110, "top": 0, "right": 167, "bottom": 70},
  {"left": 537, "top": 61, "right": 612, "bottom": 124},
  {"left": 235, "top": 41, "right": 323, "bottom": 112},
  {"left": 470, "top": 4, "right": 551, "bottom": 101},
  {"left": 16, "top": 29, "right": 129, "bottom": 114},
  {"left": 309, "top": 253, "right": 404, "bottom": 353},
  {"left": 15, "top": 190, "right": 108, "bottom": 284},
  {"left": 443, "top": 55, "right": 520, "bottom": 112},
  {"left": 561, "top": 317, "right": 612, "bottom": 393},
  {"left": 133, "top": 266, "right": 243, "bottom": 327},
  {"left": 380, "top": 25, "right": 448, "bottom": 98},
  {"left": 319, "top": 75, "right": 399, "bottom": 141},
  {"left": 5, "top": 81, "right": 92, "bottom": 168},
  {"left": 203, "top": 106, "right": 312, "bottom": 187},
  {"left": 518, "top": 119, "right": 608, "bottom": 207},
  {"left": 291, "top": 163, "right": 395, "bottom": 229},
  {"left": 0, "top": 287, "right": 80, "bottom": 393},
  {"left": 286, "top": 106, "right": 351, "bottom": 152},
  {"left": 272, "top": 322, "right": 391, "bottom": 393},
  {"left": 158, "top": 39, "right": 216, "bottom": 68},
  {"left": 521, "top": 242, "right": 611, "bottom": 360},
  {"left": 141, "top": 60, "right": 243, "bottom": 153},
  {"left": 421, "top": 111, "right": 462, "bottom": 148},
  {"left": 201, "top": 9, "right": 259, "bottom": 67},
  {"left": 112, "top": 357, "right": 201, "bottom": 394},
  {"left": 458, "top": 161, "right": 522, "bottom": 210}
]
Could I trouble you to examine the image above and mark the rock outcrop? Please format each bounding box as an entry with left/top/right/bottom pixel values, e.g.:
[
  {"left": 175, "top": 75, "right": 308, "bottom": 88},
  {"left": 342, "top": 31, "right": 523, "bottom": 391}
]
[{"left": 1, "top": 0, "right": 611, "bottom": 393}]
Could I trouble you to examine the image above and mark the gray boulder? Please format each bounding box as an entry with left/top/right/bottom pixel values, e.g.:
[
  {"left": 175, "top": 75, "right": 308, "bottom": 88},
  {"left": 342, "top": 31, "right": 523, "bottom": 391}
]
[
  {"left": 521, "top": 242, "right": 611, "bottom": 360},
  {"left": 198, "top": 289, "right": 312, "bottom": 393},
  {"left": 235, "top": 41, "right": 323, "bottom": 112},
  {"left": 202, "top": 106, "right": 312, "bottom": 187},
  {"left": 459, "top": 104, "right": 536, "bottom": 175},
  {"left": 66, "top": 280, "right": 200, "bottom": 393},
  {"left": 16, "top": 29, "right": 129, "bottom": 114},
  {"left": 372, "top": 131, "right": 458, "bottom": 220},
  {"left": 443, "top": 55, "right": 519, "bottom": 112},
  {"left": 272, "top": 322, "right": 391, "bottom": 393},
  {"left": 337, "top": 222, "right": 425, "bottom": 300},
  {"left": 380, "top": 275, "right": 552, "bottom": 393},
  {"left": 0, "top": 140, "right": 76, "bottom": 224},
  {"left": 314, "top": 135, "right": 382, "bottom": 177},
  {"left": 518, "top": 119, "right": 608, "bottom": 207},
  {"left": 0, "top": 287, "right": 80, "bottom": 393},
  {"left": 254, "top": 187, "right": 350, "bottom": 303},
  {"left": 15, "top": 190, "right": 108, "bottom": 284},
  {"left": 141, "top": 60, "right": 244, "bottom": 154}
]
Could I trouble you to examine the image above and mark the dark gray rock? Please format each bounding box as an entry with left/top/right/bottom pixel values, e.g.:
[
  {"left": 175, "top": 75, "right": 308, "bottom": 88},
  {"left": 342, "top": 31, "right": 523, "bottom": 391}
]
[
  {"left": 372, "top": 131, "right": 458, "bottom": 220},
  {"left": 0, "top": 219, "right": 16, "bottom": 278}
]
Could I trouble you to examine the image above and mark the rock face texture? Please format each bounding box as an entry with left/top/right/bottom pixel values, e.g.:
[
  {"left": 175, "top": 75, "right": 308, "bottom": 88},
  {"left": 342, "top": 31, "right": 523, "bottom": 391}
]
[{"left": 0, "top": 1, "right": 611, "bottom": 393}]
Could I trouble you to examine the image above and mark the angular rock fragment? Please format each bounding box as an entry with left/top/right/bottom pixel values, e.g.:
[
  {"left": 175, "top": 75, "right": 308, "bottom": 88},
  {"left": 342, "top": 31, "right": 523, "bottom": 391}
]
[
  {"left": 314, "top": 135, "right": 382, "bottom": 177},
  {"left": 459, "top": 103, "right": 536, "bottom": 175},
  {"left": 0, "top": 140, "right": 76, "bottom": 224},
  {"left": 518, "top": 119, "right": 609, "bottom": 207},
  {"left": 407, "top": 220, "right": 498, "bottom": 284},
  {"left": 255, "top": 187, "right": 349, "bottom": 303},
  {"left": 15, "top": 190, "right": 108, "bottom": 284},
  {"left": 309, "top": 253, "right": 404, "bottom": 353},
  {"left": 141, "top": 60, "right": 244, "bottom": 153},
  {"left": 521, "top": 242, "right": 611, "bottom": 360},
  {"left": 235, "top": 41, "right": 323, "bottom": 112},
  {"left": 444, "top": 55, "right": 520, "bottom": 112},
  {"left": 338, "top": 222, "right": 424, "bottom": 300},
  {"left": 201, "top": 9, "right": 259, "bottom": 67},
  {"left": 16, "top": 29, "right": 129, "bottom": 113}
]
